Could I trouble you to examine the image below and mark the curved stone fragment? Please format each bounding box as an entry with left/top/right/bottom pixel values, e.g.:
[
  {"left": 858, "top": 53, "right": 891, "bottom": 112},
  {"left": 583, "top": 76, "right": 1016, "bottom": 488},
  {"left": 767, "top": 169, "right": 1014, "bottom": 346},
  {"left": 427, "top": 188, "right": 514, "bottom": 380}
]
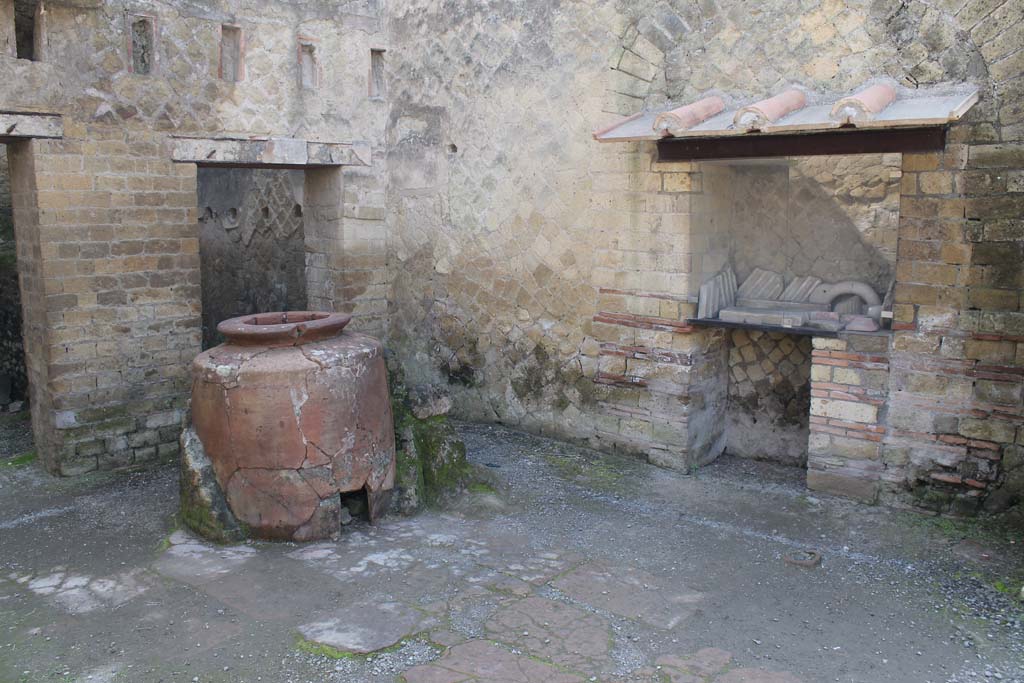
[{"left": 808, "top": 280, "right": 881, "bottom": 308}]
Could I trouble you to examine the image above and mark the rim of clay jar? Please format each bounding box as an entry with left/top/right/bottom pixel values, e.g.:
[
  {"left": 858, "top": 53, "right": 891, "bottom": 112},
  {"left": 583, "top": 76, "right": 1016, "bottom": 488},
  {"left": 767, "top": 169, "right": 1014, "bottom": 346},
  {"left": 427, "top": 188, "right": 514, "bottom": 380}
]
[{"left": 217, "top": 311, "right": 352, "bottom": 346}]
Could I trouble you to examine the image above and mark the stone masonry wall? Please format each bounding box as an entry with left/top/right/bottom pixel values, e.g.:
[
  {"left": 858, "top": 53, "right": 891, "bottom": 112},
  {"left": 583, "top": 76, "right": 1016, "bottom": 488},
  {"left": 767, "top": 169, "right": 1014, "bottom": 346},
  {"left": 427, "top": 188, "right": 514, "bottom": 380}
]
[
  {"left": 0, "top": 0, "right": 1021, "bottom": 514},
  {"left": 807, "top": 334, "right": 892, "bottom": 503},
  {"left": 0, "top": 0, "right": 389, "bottom": 474},
  {"left": 385, "top": 0, "right": 1023, "bottom": 512}
]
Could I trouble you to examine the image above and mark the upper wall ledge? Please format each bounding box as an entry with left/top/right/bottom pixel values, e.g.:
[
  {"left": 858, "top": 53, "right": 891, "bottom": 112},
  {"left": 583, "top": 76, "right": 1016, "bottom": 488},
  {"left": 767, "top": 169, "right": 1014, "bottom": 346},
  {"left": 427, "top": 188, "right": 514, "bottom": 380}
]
[
  {"left": 170, "top": 136, "right": 371, "bottom": 168},
  {"left": 0, "top": 110, "right": 63, "bottom": 141}
]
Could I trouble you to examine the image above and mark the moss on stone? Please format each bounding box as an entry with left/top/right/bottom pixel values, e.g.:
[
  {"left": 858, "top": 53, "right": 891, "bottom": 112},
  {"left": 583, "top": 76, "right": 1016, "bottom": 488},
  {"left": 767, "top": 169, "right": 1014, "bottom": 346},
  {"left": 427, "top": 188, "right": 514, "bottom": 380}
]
[
  {"left": 295, "top": 636, "right": 355, "bottom": 660},
  {"left": 178, "top": 427, "right": 246, "bottom": 544},
  {"left": 0, "top": 410, "right": 30, "bottom": 428},
  {"left": 386, "top": 351, "right": 474, "bottom": 513},
  {"left": 2, "top": 450, "right": 36, "bottom": 467},
  {"left": 411, "top": 416, "right": 472, "bottom": 505}
]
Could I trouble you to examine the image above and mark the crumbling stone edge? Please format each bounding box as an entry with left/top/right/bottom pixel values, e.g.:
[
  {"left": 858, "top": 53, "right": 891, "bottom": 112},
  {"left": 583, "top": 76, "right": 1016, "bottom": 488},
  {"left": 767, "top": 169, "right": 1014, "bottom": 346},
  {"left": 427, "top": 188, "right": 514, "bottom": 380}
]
[{"left": 178, "top": 420, "right": 247, "bottom": 544}]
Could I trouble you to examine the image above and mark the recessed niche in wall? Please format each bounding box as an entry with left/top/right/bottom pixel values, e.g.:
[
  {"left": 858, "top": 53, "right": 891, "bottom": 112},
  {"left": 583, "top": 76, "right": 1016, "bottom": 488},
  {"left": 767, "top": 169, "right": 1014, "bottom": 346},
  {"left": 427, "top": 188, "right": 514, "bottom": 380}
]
[
  {"left": 690, "top": 153, "right": 901, "bottom": 465},
  {"left": 299, "top": 40, "right": 318, "bottom": 89},
  {"left": 369, "top": 48, "right": 385, "bottom": 98},
  {"left": 220, "top": 24, "right": 243, "bottom": 82},
  {"left": 691, "top": 154, "right": 900, "bottom": 332},
  {"left": 129, "top": 14, "right": 155, "bottom": 75},
  {"left": 0, "top": 145, "right": 29, "bottom": 410}
]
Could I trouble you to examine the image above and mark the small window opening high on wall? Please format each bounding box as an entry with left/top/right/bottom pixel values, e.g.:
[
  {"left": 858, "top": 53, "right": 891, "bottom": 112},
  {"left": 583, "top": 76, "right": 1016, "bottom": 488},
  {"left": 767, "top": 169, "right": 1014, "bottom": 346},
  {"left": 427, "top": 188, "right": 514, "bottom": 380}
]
[
  {"left": 369, "top": 48, "right": 385, "bottom": 98},
  {"left": 129, "top": 14, "right": 155, "bottom": 75},
  {"left": 13, "top": 0, "right": 40, "bottom": 61},
  {"left": 220, "top": 25, "right": 242, "bottom": 82},
  {"left": 299, "top": 40, "right": 317, "bottom": 89}
]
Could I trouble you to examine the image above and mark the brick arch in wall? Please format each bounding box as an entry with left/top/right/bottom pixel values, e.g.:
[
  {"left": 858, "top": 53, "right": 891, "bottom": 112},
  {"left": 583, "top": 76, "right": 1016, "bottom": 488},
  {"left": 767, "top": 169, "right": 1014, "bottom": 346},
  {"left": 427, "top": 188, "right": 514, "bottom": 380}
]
[
  {"left": 601, "top": 1, "right": 991, "bottom": 110},
  {"left": 601, "top": 19, "right": 666, "bottom": 117}
]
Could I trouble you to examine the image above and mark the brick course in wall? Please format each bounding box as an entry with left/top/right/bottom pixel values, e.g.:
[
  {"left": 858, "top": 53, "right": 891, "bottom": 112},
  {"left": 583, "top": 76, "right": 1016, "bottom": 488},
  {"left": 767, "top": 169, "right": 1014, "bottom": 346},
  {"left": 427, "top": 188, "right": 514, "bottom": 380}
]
[
  {"left": 806, "top": 335, "right": 891, "bottom": 503},
  {"left": 587, "top": 145, "right": 727, "bottom": 470},
  {"left": 19, "top": 125, "right": 200, "bottom": 474}
]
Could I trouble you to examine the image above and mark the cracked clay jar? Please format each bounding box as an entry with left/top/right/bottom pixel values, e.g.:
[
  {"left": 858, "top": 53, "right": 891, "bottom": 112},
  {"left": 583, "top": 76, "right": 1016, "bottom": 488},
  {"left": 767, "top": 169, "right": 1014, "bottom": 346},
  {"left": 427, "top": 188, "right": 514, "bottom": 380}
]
[{"left": 189, "top": 312, "right": 395, "bottom": 541}]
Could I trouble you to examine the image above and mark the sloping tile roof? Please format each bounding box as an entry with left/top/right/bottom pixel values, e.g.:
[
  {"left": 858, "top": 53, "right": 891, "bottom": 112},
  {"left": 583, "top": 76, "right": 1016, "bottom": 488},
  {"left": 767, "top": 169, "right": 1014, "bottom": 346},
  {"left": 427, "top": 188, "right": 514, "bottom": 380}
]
[{"left": 593, "top": 82, "right": 979, "bottom": 143}]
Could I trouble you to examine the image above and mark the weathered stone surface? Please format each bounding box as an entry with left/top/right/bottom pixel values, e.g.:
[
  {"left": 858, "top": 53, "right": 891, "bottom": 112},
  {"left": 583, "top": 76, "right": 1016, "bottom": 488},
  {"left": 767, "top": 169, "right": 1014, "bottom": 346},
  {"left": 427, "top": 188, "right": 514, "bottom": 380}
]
[
  {"left": 736, "top": 268, "right": 785, "bottom": 301},
  {"left": 551, "top": 562, "right": 703, "bottom": 630},
  {"left": 716, "top": 669, "right": 804, "bottom": 683},
  {"left": 387, "top": 354, "right": 474, "bottom": 514},
  {"left": 408, "top": 384, "right": 453, "bottom": 420},
  {"left": 807, "top": 470, "right": 878, "bottom": 503},
  {"left": 298, "top": 601, "right": 434, "bottom": 654},
  {"left": 656, "top": 648, "right": 733, "bottom": 678},
  {"left": 726, "top": 329, "right": 811, "bottom": 466},
  {"left": 170, "top": 137, "right": 367, "bottom": 168},
  {"left": 197, "top": 168, "right": 308, "bottom": 350},
  {"left": 484, "top": 597, "right": 613, "bottom": 674},
  {"left": 178, "top": 426, "right": 245, "bottom": 544}
]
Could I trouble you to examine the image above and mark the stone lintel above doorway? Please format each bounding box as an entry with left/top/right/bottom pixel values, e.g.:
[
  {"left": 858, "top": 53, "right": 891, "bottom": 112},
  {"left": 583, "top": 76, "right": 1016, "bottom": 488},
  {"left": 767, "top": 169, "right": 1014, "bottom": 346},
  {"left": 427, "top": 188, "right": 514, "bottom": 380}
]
[
  {"left": 0, "top": 111, "right": 63, "bottom": 142},
  {"left": 170, "top": 136, "right": 371, "bottom": 168}
]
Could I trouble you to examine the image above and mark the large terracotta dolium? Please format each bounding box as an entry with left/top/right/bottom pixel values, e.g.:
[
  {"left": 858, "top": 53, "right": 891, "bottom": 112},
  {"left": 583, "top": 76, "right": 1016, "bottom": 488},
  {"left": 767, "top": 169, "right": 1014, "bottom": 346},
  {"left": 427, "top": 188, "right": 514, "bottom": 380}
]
[{"left": 189, "top": 312, "right": 395, "bottom": 541}]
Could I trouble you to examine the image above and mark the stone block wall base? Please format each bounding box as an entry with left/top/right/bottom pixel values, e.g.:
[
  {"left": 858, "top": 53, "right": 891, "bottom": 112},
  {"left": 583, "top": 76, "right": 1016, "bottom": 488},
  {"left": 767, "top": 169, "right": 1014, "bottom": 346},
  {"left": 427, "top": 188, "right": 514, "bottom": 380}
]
[{"left": 807, "top": 469, "right": 879, "bottom": 504}]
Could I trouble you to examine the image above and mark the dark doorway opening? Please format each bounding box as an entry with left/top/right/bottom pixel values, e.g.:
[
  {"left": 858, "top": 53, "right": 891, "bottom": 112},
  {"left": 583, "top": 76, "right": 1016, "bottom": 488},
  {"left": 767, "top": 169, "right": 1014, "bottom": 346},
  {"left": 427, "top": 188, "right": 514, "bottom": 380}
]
[
  {"left": 0, "top": 144, "right": 33, "bottom": 463},
  {"left": 197, "top": 168, "right": 308, "bottom": 349}
]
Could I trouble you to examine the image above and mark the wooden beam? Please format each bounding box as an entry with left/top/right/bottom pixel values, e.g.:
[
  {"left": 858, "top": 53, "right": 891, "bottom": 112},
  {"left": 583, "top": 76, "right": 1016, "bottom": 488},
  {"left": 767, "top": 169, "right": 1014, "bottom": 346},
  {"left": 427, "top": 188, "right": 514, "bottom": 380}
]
[{"left": 657, "top": 126, "right": 946, "bottom": 161}]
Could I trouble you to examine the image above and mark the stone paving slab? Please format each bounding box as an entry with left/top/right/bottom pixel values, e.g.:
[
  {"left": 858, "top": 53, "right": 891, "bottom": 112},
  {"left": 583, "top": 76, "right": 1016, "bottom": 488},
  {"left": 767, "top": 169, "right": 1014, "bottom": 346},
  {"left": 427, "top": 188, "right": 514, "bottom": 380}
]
[
  {"left": 552, "top": 562, "right": 704, "bottom": 630},
  {"left": 484, "top": 595, "right": 614, "bottom": 674},
  {"left": 402, "top": 639, "right": 586, "bottom": 683},
  {"left": 299, "top": 601, "right": 438, "bottom": 654}
]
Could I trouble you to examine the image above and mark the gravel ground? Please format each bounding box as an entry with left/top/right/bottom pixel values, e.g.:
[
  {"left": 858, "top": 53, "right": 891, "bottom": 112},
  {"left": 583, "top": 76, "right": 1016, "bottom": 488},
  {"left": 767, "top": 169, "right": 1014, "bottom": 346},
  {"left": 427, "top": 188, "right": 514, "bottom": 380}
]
[{"left": 0, "top": 420, "right": 1021, "bottom": 683}]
